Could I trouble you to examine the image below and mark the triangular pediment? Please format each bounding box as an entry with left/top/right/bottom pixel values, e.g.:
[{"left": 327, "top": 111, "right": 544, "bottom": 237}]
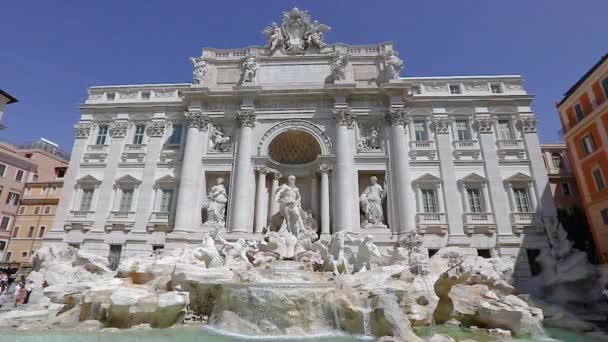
[
  {"left": 76, "top": 175, "right": 102, "bottom": 185},
  {"left": 412, "top": 173, "right": 441, "bottom": 183},
  {"left": 154, "top": 175, "right": 177, "bottom": 185},
  {"left": 458, "top": 173, "right": 487, "bottom": 184},
  {"left": 115, "top": 174, "right": 141, "bottom": 185},
  {"left": 504, "top": 172, "right": 532, "bottom": 183}
]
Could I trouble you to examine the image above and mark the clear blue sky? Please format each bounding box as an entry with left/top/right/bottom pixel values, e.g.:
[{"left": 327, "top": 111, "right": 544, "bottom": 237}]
[{"left": 1, "top": 1, "right": 606, "bottom": 151}]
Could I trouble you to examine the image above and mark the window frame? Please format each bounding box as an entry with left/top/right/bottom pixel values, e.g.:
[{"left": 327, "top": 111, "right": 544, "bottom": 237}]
[
  {"left": 0, "top": 163, "right": 6, "bottom": 177},
  {"left": 27, "top": 226, "right": 35, "bottom": 238},
  {"left": 413, "top": 120, "right": 429, "bottom": 141},
  {"left": 44, "top": 206, "right": 51, "bottom": 214},
  {"left": 421, "top": 188, "right": 438, "bottom": 213},
  {"left": 574, "top": 103, "right": 585, "bottom": 122},
  {"left": 582, "top": 134, "right": 596, "bottom": 156},
  {"left": 159, "top": 188, "right": 174, "bottom": 213},
  {"left": 79, "top": 188, "right": 95, "bottom": 212},
  {"left": 512, "top": 187, "right": 532, "bottom": 212},
  {"left": 15, "top": 169, "right": 24, "bottom": 182},
  {"left": 0, "top": 216, "right": 10, "bottom": 231},
  {"left": 34, "top": 206, "right": 41, "bottom": 215},
  {"left": 592, "top": 168, "right": 606, "bottom": 191},
  {"left": 449, "top": 84, "right": 462, "bottom": 95},
  {"left": 133, "top": 124, "right": 146, "bottom": 145},
  {"left": 38, "top": 226, "right": 46, "bottom": 238},
  {"left": 118, "top": 188, "right": 134, "bottom": 212},
  {"left": 455, "top": 120, "right": 472, "bottom": 141},
  {"left": 496, "top": 119, "right": 514, "bottom": 140},
  {"left": 601, "top": 208, "right": 608, "bottom": 225},
  {"left": 11, "top": 226, "right": 19, "bottom": 238},
  {"left": 602, "top": 77, "right": 608, "bottom": 100},
  {"left": 168, "top": 124, "right": 183, "bottom": 145},
  {"left": 490, "top": 83, "right": 503, "bottom": 94},
  {"left": 466, "top": 187, "right": 484, "bottom": 213},
  {"left": 96, "top": 125, "right": 109, "bottom": 145},
  {"left": 6, "top": 192, "right": 20, "bottom": 206}
]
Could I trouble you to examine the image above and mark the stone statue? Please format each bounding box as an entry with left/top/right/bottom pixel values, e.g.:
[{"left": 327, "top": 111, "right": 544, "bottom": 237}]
[
  {"left": 203, "top": 177, "right": 228, "bottom": 226},
  {"left": 262, "top": 8, "right": 330, "bottom": 54},
  {"left": 275, "top": 175, "right": 305, "bottom": 235},
  {"left": 325, "top": 231, "right": 351, "bottom": 274},
  {"left": 307, "top": 20, "right": 329, "bottom": 49},
  {"left": 212, "top": 229, "right": 256, "bottom": 265},
  {"left": 358, "top": 125, "right": 382, "bottom": 152},
  {"left": 262, "top": 22, "right": 284, "bottom": 53},
  {"left": 189, "top": 57, "right": 207, "bottom": 85},
  {"left": 330, "top": 51, "right": 348, "bottom": 82},
  {"left": 240, "top": 56, "right": 258, "bottom": 84},
  {"left": 383, "top": 48, "right": 404, "bottom": 81},
  {"left": 352, "top": 235, "right": 382, "bottom": 273},
  {"left": 192, "top": 233, "right": 224, "bottom": 268},
  {"left": 208, "top": 126, "right": 232, "bottom": 152},
  {"left": 360, "top": 176, "right": 387, "bottom": 226}
]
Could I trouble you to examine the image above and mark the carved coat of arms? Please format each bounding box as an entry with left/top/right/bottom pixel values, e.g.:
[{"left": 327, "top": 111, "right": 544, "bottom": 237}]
[{"left": 262, "top": 8, "right": 331, "bottom": 54}]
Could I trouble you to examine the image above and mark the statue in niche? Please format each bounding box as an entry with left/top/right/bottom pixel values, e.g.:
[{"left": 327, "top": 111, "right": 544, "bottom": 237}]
[
  {"left": 358, "top": 125, "right": 382, "bottom": 152},
  {"left": 208, "top": 126, "right": 232, "bottom": 152},
  {"left": 189, "top": 57, "right": 207, "bottom": 85},
  {"left": 202, "top": 177, "right": 228, "bottom": 226},
  {"left": 360, "top": 176, "right": 387, "bottom": 227},
  {"left": 330, "top": 51, "right": 348, "bottom": 82},
  {"left": 240, "top": 56, "right": 258, "bottom": 84},
  {"left": 383, "top": 48, "right": 404, "bottom": 81},
  {"left": 275, "top": 175, "right": 305, "bottom": 235}
]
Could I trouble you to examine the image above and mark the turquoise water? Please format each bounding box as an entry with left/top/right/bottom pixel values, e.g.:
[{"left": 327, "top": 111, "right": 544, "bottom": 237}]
[{"left": 0, "top": 326, "right": 601, "bottom": 342}]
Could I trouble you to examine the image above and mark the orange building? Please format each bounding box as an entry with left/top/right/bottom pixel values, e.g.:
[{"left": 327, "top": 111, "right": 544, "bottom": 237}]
[{"left": 557, "top": 53, "right": 608, "bottom": 262}]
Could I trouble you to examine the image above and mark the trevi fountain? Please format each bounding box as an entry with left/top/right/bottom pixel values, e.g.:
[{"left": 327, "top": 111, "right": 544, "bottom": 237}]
[{"left": 1, "top": 7, "right": 607, "bottom": 342}]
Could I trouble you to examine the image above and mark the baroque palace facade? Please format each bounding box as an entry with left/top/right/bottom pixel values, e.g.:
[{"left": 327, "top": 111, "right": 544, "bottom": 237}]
[{"left": 47, "top": 9, "right": 554, "bottom": 275}]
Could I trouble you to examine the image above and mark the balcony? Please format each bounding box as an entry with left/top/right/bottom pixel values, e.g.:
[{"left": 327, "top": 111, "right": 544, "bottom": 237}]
[
  {"left": 147, "top": 211, "right": 173, "bottom": 232},
  {"left": 121, "top": 144, "right": 147, "bottom": 163},
  {"left": 510, "top": 212, "right": 539, "bottom": 234},
  {"left": 106, "top": 211, "right": 135, "bottom": 231},
  {"left": 452, "top": 140, "right": 480, "bottom": 159},
  {"left": 463, "top": 212, "right": 496, "bottom": 234},
  {"left": 409, "top": 140, "right": 437, "bottom": 160},
  {"left": 496, "top": 140, "right": 525, "bottom": 159},
  {"left": 416, "top": 212, "right": 448, "bottom": 234},
  {"left": 83, "top": 145, "right": 109, "bottom": 164},
  {"left": 65, "top": 210, "right": 95, "bottom": 231},
  {"left": 159, "top": 144, "right": 183, "bottom": 163}
]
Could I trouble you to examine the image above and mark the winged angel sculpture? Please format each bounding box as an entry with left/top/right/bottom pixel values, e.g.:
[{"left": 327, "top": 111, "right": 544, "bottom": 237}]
[{"left": 262, "top": 8, "right": 330, "bottom": 54}]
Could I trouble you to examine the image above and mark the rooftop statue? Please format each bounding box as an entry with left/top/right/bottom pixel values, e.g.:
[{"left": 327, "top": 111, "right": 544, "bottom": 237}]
[
  {"left": 189, "top": 57, "right": 207, "bottom": 85},
  {"left": 262, "top": 7, "right": 330, "bottom": 54}
]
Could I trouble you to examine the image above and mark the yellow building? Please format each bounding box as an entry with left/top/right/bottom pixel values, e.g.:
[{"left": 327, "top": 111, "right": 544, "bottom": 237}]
[{"left": 5, "top": 174, "right": 64, "bottom": 265}]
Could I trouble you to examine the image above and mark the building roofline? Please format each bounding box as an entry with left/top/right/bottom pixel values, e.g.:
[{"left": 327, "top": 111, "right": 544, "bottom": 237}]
[
  {"left": 0, "top": 89, "right": 18, "bottom": 104},
  {"left": 399, "top": 75, "right": 522, "bottom": 80},
  {"left": 557, "top": 53, "right": 608, "bottom": 107}
]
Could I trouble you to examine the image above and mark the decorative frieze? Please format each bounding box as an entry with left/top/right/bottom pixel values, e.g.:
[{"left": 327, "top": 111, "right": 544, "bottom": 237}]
[
  {"left": 109, "top": 122, "right": 129, "bottom": 138},
  {"left": 430, "top": 118, "right": 451, "bottom": 134},
  {"left": 74, "top": 123, "right": 92, "bottom": 139},
  {"left": 517, "top": 117, "right": 537, "bottom": 133},
  {"left": 237, "top": 109, "right": 257, "bottom": 128},
  {"left": 385, "top": 108, "right": 408, "bottom": 127},
  {"left": 146, "top": 121, "right": 167, "bottom": 137},
  {"left": 473, "top": 118, "right": 494, "bottom": 134},
  {"left": 185, "top": 111, "right": 209, "bottom": 131},
  {"left": 357, "top": 124, "right": 383, "bottom": 152},
  {"left": 333, "top": 108, "right": 356, "bottom": 128},
  {"left": 208, "top": 125, "right": 233, "bottom": 152}
]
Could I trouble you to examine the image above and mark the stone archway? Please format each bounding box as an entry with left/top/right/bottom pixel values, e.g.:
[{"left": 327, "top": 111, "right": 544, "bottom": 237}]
[
  {"left": 268, "top": 130, "right": 321, "bottom": 164},
  {"left": 257, "top": 119, "right": 332, "bottom": 157}
]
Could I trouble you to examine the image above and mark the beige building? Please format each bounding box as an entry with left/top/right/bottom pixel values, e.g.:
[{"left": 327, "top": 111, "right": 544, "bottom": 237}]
[
  {"left": 0, "top": 89, "right": 18, "bottom": 130},
  {"left": 0, "top": 139, "right": 68, "bottom": 264},
  {"left": 5, "top": 175, "right": 65, "bottom": 264}
]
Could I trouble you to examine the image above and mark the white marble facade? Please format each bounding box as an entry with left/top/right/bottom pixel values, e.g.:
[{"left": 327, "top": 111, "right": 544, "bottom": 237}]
[{"left": 47, "top": 8, "right": 552, "bottom": 275}]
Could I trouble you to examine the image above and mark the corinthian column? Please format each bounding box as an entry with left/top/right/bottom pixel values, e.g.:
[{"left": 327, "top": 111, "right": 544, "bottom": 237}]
[
  {"left": 229, "top": 109, "right": 256, "bottom": 234},
  {"left": 174, "top": 111, "right": 208, "bottom": 233},
  {"left": 333, "top": 108, "right": 357, "bottom": 232},
  {"left": 386, "top": 108, "right": 414, "bottom": 233},
  {"left": 254, "top": 166, "right": 269, "bottom": 234},
  {"left": 320, "top": 165, "right": 332, "bottom": 238}
]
